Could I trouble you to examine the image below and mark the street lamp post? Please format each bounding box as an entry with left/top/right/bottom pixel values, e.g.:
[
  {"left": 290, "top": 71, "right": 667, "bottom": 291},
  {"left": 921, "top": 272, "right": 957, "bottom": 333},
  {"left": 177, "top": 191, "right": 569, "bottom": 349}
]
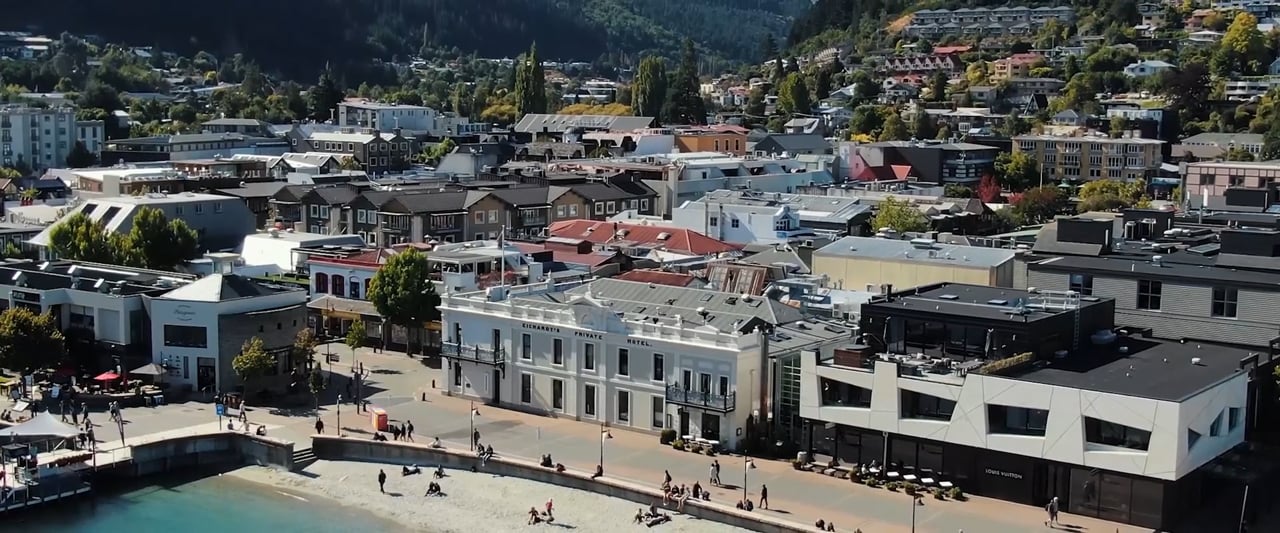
[
  {"left": 742, "top": 457, "right": 756, "bottom": 504},
  {"left": 469, "top": 401, "right": 480, "bottom": 451},
  {"left": 598, "top": 423, "right": 612, "bottom": 473},
  {"left": 910, "top": 493, "right": 925, "bottom": 533},
  {"left": 336, "top": 394, "right": 342, "bottom": 437}
]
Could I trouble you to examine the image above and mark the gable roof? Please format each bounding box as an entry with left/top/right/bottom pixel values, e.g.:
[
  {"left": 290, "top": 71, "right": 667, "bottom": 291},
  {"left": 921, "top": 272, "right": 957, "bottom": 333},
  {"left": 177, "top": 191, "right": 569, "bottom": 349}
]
[
  {"left": 568, "top": 182, "right": 655, "bottom": 202},
  {"left": 308, "top": 186, "right": 358, "bottom": 205},
  {"left": 614, "top": 269, "right": 701, "bottom": 287},
  {"left": 560, "top": 278, "right": 803, "bottom": 332},
  {"left": 158, "top": 274, "right": 294, "bottom": 302},
  {"left": 386, "top": 191, "right": 469, "bottom": 214},
  {"left": 547, "top": 219, "right": 740, "bottom": 256},
  {"left": 758, "top": 134, "right": 829, "bottom": 153}
]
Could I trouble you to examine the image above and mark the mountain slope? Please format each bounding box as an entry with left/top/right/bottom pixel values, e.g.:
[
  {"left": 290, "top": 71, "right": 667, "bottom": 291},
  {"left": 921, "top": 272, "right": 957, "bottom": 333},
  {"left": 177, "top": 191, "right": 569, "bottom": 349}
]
[{"left": 8, "top": 0, "right": 809, "bottom": 79}]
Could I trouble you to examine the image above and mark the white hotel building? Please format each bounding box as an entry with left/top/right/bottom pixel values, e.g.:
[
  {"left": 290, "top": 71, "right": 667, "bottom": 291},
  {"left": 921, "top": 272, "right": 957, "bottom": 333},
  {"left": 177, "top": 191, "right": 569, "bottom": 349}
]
[{"left": 440, "top": 278, "right": 808, "bottom": 447}]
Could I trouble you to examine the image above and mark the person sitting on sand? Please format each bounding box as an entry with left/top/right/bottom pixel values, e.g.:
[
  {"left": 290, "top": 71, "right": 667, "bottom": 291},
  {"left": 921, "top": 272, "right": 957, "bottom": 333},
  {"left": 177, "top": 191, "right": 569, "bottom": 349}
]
[
  {"left": 634, "top": 508, "right": 645, "bottom": 524},
  {"left": 815, "top": 519, "right": 825, "bottom": 530},
  {"left": 430, "top": 437, "right": 443, "bottom": 449},
  {"left": 255, "top": 425, "right": 267, "bottom": 436},
  {"left": 826, "top": 521, "right": 835, "bottom": 532},
  {"left": 425, "top": 482, "right": 442, "bottom": 497},
  {"left": 433, "top": 465, "right": 446, "bottom": 479}
]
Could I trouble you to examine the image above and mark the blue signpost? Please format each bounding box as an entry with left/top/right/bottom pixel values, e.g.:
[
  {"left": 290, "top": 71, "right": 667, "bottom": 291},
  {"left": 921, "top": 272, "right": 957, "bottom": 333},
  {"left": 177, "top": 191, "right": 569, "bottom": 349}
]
[{"left": 216, "top": 403, "right": 226, "bottom": 429}]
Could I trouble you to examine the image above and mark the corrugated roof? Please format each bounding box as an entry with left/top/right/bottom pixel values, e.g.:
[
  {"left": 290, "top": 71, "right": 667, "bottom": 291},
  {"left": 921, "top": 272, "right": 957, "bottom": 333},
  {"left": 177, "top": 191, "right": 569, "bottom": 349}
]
[
  {"left": 514, "top": 114, "right": 655, "bottom": 134},
  {"left": 548, "top": 219, "right": 739, "bottom": 257},
  {"left": 558, "top": 278, "right": 803, "bottom": 332}
]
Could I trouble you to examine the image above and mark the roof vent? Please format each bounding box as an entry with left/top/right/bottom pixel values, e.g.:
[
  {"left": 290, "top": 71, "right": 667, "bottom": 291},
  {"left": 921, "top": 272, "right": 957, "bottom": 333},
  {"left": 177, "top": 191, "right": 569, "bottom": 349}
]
[
  {"left": 1191, "top": 357, "right": 1202, "bottom": 365},
  {"left": 696, "top": 307, "right": 708, "bottom": 316},
  {"left": 938, "top": 294, "right": 959, "bottom": 300},
  {"left": 657, "top": 232, "right": 671, "bottom": 241}
]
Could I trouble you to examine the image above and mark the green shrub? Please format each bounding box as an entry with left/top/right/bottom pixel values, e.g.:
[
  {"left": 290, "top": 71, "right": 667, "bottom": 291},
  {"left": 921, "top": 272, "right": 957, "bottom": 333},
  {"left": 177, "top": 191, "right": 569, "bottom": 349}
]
[
  {"left": 659, "top": 429, "right": 677, "bottom": 445},
  {"left": 932, "top": 487, "right": 946, "bottom": 500},
  {"left": 672, "top": 439, "right": 685, "bottom": 450},
  {"left": 947, "top": 486, "right": 966, "bottom": 501}
]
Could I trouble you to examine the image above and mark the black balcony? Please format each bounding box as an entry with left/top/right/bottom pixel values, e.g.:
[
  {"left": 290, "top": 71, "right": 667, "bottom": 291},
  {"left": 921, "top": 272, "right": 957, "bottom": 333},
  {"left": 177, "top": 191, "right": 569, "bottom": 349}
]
[
  {"left": 442, "top": 341, "right": 506, "bottom": 375},
  {"left": 665, "top": 384, "right": 736, "bottom": 413}
]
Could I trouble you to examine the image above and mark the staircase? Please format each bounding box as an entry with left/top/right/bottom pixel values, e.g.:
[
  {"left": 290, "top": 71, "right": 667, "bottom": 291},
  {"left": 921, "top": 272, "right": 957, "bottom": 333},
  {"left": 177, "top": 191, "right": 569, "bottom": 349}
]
[{"left": 291, "top": 447, "right": 317, "bottom": 471}]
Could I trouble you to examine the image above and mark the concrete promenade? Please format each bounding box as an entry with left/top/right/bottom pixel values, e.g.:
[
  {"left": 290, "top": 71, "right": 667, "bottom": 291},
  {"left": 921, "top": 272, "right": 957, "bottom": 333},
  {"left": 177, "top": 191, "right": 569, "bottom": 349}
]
[{"left": 101, "top": 344, "right": 1150, "bottom": 533}]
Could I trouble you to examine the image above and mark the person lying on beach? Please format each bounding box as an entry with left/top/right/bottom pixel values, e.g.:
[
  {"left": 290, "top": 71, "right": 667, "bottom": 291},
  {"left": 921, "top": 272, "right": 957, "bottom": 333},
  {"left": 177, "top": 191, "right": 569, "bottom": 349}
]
[
  {"left": 373, "top": 432, "right": 388, "bottom": 441},
  {"left": 402, "top": 465, "right": 421, "bottom": 476}
]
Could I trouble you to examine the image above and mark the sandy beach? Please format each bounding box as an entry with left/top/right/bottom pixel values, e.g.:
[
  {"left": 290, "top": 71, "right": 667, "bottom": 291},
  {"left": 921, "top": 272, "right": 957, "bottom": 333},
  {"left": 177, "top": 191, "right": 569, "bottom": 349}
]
[{"left": 227, "top": 460, "right": 744, "bottom": 533}]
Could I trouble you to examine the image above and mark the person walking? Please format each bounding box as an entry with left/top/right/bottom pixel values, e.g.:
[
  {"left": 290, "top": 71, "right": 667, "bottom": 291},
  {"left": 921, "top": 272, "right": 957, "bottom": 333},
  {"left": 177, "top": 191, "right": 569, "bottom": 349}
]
[
  {"left": 1045, "top": 496, "right": 1059, "bottom": 526},
  {"left": 406, "top": 420, "right": 414, "bottom": 441},
  {"left": 378, "top": 469, "right": 387, "bottom": 494},
  {"left": 473, "top": 429, "right": 481, "bottom": 449},
  {"left": 712, "top": 460, "right": 721, "bottom": 485},
  {"left": 664, "top": 470, "right": 672, "bottom": 486},
  {"left": 760, "top": 484, "right": 769, "bottom": 509},
  {"left": 315, "top": 418, "right": 325, "bottom": 434},
  {"left": 545, "top": 497, "right": 554, "bottom": 519}
]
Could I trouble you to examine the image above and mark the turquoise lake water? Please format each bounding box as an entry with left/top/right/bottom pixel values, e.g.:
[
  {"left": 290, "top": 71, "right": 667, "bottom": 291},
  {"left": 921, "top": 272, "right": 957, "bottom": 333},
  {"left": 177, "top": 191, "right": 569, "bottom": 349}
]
[{"left": 9, "top": 471, "right": 399, "bottom": 533}]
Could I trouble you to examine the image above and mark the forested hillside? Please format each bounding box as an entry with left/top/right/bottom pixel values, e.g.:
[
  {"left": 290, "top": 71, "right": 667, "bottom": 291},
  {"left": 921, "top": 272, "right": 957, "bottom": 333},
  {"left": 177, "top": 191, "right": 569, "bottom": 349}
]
[{"left": 7, "top": 0, "right": 808, "bottom": 79}]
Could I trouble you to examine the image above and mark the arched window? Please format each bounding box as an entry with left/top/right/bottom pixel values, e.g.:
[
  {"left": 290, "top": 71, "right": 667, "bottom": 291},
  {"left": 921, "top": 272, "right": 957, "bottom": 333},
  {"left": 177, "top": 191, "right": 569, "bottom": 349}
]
[
  {"left": 332, "top": 275, "right": 345, "bottom": 297},
  {"left": 314, "top": 273, "right": 329, "bottom": 294}
]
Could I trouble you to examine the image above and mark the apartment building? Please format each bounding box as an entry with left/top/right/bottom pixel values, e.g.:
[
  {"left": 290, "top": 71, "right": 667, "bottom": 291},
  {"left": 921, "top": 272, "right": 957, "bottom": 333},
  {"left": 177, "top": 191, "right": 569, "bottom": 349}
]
[
  {"left": 30, "top": 192, "right": 257, "bottom": 253},
  {"left": 1013, "top": 134, "right": 1165, "bottom": 182},
  {"left": 285, "top": 126, "right": 413, "bottom": 174},
  {"left": 812, "top": 236, "right": 1017, "bottom": 291},
  {"left": 1028, "top": 210, "right": 1280, "bottom": 349},
  {"left": 673, "top": 127, "right": 748, "bottom": 156},
  {"left": 338, "top": 100, "right": 441, "bottom": 133},
  {"left": 799, "top": 282, "right": 1259, "bottom": 530},
  {"left": 906, "top": 6, "right": 1075, "bottom": 37},
  {"left": 101, "top": 132, "right": 289, "bottom": 164},
  {"left": 878, "top": 55, "right": 961, "bottom": 76},
  {"left": 440, "top": 278, "right": 807, "bottom": 448},
  {"left": 1, "top": 105, "right": 103, "bottom": 171},
  {"left": 990, "top": 53, "right": 1045, "bottom": 82},
  {"left": 855, "top": 141, "right": 1000, "bottom": 186},
  {"left": 672, "top": 189, "right": 871, "bottom": 243},
  {"left": 1184, "top": 160, "right": 1280, "bottom": 198}
]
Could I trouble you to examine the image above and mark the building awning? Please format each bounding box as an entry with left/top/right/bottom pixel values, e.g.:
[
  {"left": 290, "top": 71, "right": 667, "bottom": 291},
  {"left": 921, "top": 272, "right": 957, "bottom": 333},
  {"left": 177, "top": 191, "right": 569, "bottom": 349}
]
[{"left": 308, "top": 294, "right": 380, "bottom": 320}]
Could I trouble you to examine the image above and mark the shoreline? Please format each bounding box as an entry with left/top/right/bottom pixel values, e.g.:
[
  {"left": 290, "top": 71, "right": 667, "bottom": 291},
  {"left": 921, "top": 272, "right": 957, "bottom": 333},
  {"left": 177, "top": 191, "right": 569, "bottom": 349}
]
[{"left": 227, "top": 460, "right": 742, "bottom": 533}]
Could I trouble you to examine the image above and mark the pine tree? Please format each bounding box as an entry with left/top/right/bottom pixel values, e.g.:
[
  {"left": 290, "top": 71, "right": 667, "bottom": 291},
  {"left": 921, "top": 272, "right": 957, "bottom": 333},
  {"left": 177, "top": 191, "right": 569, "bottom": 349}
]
[
  {"left": 632, "top": 56, "right": 667, "bottom": 119},
  {"left": 514, "top": 43, "right": 547, "bottom": 117},
  {"left": 661, "top": 39, "right": 707, "bottom": 125},
  {"left": 308, "top": 67, "right": 343, "bottom": 123}
]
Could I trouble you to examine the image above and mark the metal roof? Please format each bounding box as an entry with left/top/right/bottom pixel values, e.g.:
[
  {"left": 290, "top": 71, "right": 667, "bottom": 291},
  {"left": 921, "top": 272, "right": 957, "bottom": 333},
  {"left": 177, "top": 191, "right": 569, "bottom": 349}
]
[{"left": 814, "top": 236, "right": 1015, "bottom": 268}]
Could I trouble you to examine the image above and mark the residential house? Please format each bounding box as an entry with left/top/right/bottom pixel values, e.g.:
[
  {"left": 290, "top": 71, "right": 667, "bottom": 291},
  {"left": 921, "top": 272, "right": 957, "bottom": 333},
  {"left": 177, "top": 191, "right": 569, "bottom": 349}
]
[
  {"left": 671, "top": 189, "right": 872, "bottom": 244},
  {"left": 674, "top": 126, "right": 749, "bottom": 155},
  {"left": 338, "top": 99, "right": 443, "bottom": 134},
  {"left": 100, "top": 133, "right": 288, "bottom": 164},
  {"left": 547, "top": 219, "right": 739, "bottom": 260},
  {"left": 298, "top": 185, "right": 359, "bottom": 235},
  {"left": 1179, "top": 132, "right": 1264, "bottom": 158},
  {"left": 1007, "top": 77, "right": 1066, "bottom": 97},
  {"left": 566, "top": 181, "right": 658, "bottom": 220},
  {"left": 879, "top": 55, "right": 960, "bottom": 76},
  {"left": 269, "top": 184, "right": 319, "bottom": 229},
  {"left": 513, "top": 114, "right": 656, "bottom": 139},
  {"left": 376, "top": 191, "right": 469, "bottom": 244},
  {"left": 906, "top": 6, "right": 1075, "bottom": 37},
  {"left": 214, "top": 182, "right": 289, "bottom": 229},
  {"left": 1123, "top": 60, "right": 1176, "bottom": 78},
  {"left": 288, "top": 127, "right": 412, "bottom": 174},
  {"left": 1, "top": 105, "right": 103, "bottom": 171},
  {"left": 879, "top": 81, "right": 922, "bottom": 104},
  {"left": 990, "top": 53, "right": 1045, "bottom": 82}
]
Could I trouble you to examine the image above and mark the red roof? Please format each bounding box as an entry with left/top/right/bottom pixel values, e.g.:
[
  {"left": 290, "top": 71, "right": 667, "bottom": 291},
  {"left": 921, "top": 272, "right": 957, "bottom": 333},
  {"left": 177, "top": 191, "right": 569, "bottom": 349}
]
[
  {"left": 547, "top": 220, "right": 739, "bottom": 256},
  {"left": 933, "top": 45, "right": 972, "bottom": 55},
  {"left": 614, "top": 270, "right": 698, "bottom": 287},
  {"left": 855, "top": 165, "right": 914, "bottom": 181}
]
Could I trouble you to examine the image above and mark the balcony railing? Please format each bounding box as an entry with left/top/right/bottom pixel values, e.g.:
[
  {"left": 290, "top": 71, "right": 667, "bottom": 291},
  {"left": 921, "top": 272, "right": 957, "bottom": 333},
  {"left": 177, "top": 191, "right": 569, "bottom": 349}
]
[
  {"left": 442, "top": 340, "right": 505, "bottom": 367},
  {"left": 665, "top": 384, "right": 736, "bottom": 413}
]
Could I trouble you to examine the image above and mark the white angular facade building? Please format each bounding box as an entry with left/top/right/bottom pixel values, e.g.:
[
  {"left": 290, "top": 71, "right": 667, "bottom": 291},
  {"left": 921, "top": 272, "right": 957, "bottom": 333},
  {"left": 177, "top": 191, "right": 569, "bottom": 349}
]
[{"left": 440, "top": 278, "right": 805, "bottom": 448}]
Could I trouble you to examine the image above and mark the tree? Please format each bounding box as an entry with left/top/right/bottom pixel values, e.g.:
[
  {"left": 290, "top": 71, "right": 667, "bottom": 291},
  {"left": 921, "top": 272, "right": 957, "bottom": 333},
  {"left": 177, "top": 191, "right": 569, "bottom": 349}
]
[
  {"left": 47, "top": 212, "right": 116, "bottom": 263},
  {"left": 999, "top": 110, "right": 1031, "bottom": 137},
  {"left": 777, "top": 72, "right": 811, "bottom": 116},
  {"left": 661, "top": 39, "right": 707, "bottom": 125},
  {"left": 514, "top": 43, "right": 547, "bottom": 116},
  {"left": 307, "top": 367, "right": 326, "bottom": 411},
  {"left": 339, "top": 156, "right": 362, "bottom": 171},
  {"left": 1110, "top": 116, "right": 1127, "bottom": 138},
  {"left": 744, "top": 88, "right": 766, "bottom": 120},
  {"left": 293, "top": 328, "right": 318, "bottom": 367},
  {"left": 965, "top": 62, "right": 988, "bottom": 85},
  {"left": 1011, "top": 186, "right": 1067, "bottom": 224},
  {"left": 850, "top": 105, "right": 883, "bottom": 136},
  {"left": 928, "top": 70, "right": 949, "bottom": 102},
  {"left": 977, "top": 174, "right": 1003, "bottom": 203},
  {"left": 422, "top": 138, "right": 456, "bottom": 166},
  {"left": 813, "top": 66, "right": 834, "bottom": 103},
  {"left": 66, "top": 141, "right": 96, "bottom": 168},
  {"left": 872, "top": 196, "right": 927, "bottom": 233},
  {"left": 1225, "top": 146, "right": 1255, "bottom": 161},
  {"left": 760, "top": 34, "right": 778, "bottom": 64},
  {"left": 943, "top": 184, "right": 972, "bottom": 198},
  {"left": 878, "top": 112, "right": 908, "bottom": 141},
  {"left": 631, "top": 56, "right": 667, "bottom": 119},
  {"left": 345, "top": 319, "right": 366, "bottom": 360},
  {"left": 368, "top": 248, "right": 441, "bottom": 356},
  {"left": 1214, "top": 12, "right": 1268, "bottom": 76},
  {"left": 308, "top": 68, "right": 343, "bottom": 122},
  {"left": 1078, "top": 179, "right": 1147, "bottom": 211},
  {"left": 0, "top": 307, "right": 65, "bottom": 372},
  {"left": 995, "top": 151, "right": 1040, "bottom": 191},
  {"left": 232, "top": 336, "right": 276, "bottom": 398},
  {"left": 911, "top": 108, "right": 936, "bottom": 140},
  {"left": 126, "top": 206, "right": 199, "bottom": 270}
]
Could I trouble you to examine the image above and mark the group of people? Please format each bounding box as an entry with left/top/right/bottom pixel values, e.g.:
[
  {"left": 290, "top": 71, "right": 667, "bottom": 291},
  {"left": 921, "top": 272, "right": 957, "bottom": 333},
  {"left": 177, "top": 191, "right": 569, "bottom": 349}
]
[
  {"left": 380, "top": 465, "right": 449, "bottom": 498},
  {"left": 660, "top": 471, "right": 709, "bottom": 512},
  {"left": 813, "top": 519, "right": 836, "bottom": 531},
  {"left": 476, "top": 443, "right": 494, "bottom": 466},
  {"left": 526, "top": 498, "right": 556, "bottom": 525},
  {"left": 633, "top": 505, "right": 672, "bottom": 527},
  {"left": 388, "top": 420, "right": 414, "bottom": 441}
]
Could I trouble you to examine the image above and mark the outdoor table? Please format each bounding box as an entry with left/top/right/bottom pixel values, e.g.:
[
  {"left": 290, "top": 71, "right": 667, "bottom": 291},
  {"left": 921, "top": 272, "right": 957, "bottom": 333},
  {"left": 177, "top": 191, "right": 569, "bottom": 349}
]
[
  {"left": 903, "top": 474, "right": 918, "bottom": 482},
  {"left": 921, "top": 477, "right": 936, "bottom": 486},
  {"left": 938, "top": 481, "right": 954, "bottom": 489},
  {"left": 886, "top": 471, "right": 901, "bottom": 479}
]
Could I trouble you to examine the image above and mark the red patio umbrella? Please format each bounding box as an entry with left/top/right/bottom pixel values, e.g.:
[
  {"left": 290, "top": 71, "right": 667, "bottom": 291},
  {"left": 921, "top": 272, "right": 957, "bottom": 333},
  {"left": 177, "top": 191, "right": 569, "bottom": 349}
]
[{"left": 93, "top": 371, "right": 120, "bottom": 381}]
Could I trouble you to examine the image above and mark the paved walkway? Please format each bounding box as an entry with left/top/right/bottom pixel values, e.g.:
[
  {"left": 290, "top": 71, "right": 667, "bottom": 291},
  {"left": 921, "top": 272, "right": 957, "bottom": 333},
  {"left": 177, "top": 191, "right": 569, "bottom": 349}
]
[{"left": 103, "top": 345, "right": 1150, "bottom": 533}]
